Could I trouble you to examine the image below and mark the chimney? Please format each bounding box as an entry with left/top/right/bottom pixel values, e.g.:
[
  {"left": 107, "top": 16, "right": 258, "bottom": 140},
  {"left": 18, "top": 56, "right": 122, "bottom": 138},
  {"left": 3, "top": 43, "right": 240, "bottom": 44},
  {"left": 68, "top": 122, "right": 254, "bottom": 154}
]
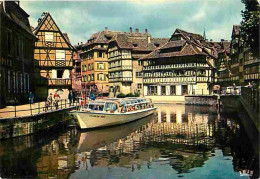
[
  {"left": 135, "top": 28, "right": 139, "bottom": 33},
  {"left": 130, "top": 27, "right": 132, "bottom": 33},
  {"left": 78, "top": 43, "right": 79, "bottom": 45},
  {"left": 147, "top": 35, "right": 151, "bottom": 43},
  {"left": 105, "top": 27, "right": 108, "bottom": 32},
  {"left": 221, "top": 39, "right": 225, "bottom": 42},
  {"left": 145, "top": 29, "right": 148, "bottom": 33},
  {"left": 210, "top": 39, "right": 213, "bottom": 42}
]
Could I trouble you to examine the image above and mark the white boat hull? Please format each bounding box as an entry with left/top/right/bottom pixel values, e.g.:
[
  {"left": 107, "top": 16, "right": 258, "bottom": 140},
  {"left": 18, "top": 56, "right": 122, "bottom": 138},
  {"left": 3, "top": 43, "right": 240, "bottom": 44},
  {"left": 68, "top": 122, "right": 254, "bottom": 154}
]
[{"left": 71, "top": 107, "right": 157, "bottom": 129}]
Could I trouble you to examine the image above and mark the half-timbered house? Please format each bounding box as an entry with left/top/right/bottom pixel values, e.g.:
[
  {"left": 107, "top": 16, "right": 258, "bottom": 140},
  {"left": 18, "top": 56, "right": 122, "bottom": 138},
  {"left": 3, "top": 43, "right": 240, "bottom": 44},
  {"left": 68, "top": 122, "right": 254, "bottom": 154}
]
[
  {"left": 33, "top": 12, "right": 75, "bottom": 100},
  {"left": 107, "top": 28, "right": 168, "bottom": 97},
  {"left": 140, "top": 29, "right": 216, "bottom": 99}
]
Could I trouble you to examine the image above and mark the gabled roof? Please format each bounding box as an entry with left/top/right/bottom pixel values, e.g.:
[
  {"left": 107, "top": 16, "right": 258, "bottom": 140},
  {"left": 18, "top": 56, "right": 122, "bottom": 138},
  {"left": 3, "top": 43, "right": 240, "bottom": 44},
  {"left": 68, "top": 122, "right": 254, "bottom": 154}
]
[
  {"left": 140, "top": 28, "right": 215, "bottom": 60},
  {"left": 0, "top": 1, "right": 35, "bottom": 38},
  {"left": 34, "top": 12, "right": 75, "bottom": 50},
  {"left": 109, "top": 32, "right": 168, "bottom": 52},
  {"left": 82, "top": 30, "right": 123, "bottom": 47}
]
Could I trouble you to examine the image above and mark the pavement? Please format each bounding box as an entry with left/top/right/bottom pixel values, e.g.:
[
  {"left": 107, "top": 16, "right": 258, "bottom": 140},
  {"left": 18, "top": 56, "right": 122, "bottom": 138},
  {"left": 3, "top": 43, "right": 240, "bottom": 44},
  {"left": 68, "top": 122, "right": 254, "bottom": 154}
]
[{"left": 0, "top": 100, "right": 75, "bottom": 119}]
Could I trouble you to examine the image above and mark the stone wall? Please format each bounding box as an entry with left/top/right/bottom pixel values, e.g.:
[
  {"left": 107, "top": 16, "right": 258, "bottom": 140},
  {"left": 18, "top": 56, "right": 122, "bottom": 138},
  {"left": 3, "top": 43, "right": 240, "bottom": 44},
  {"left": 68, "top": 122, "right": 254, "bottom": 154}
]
[
  {"left": 185, "top": 95, "right": 218, "bottom": 106},
  {"left": 0, "top": 108, "right": 73, "bottom": 139}
]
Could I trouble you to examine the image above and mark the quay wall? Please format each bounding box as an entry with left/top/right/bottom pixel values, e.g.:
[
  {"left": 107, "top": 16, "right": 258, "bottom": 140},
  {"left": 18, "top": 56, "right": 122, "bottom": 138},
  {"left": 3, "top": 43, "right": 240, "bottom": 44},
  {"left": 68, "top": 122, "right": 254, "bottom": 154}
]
[
  {"left": 146, "top": 96, "right": 185, "bottom": 104},
  {"left": 0, "top": 108, "right": 74, "bottom": 140},
  {"left": 185, "top": 95, "right": 218, "bottom": 106}
]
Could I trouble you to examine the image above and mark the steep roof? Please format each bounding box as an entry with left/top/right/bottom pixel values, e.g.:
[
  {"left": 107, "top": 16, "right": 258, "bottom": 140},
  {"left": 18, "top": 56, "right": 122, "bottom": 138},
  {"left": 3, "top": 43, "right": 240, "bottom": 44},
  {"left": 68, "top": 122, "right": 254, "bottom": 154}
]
[
  {"left": 140, "top": 28, "right": 215, "bottom": 60},
  {"left": 34, "top": 12, "right": 75, "bottom": 50},
  {"left": 0, "top": 1, "right": 35, "bottom": 37},
  {"left": 82, "top": 30, "right": 123, "bottom": 47},
  {"left": 109, "top": 32, "right": 168, "bottom": 51},
  {"left": 63, "top": 33, "right": 71, "bottom": 44}
]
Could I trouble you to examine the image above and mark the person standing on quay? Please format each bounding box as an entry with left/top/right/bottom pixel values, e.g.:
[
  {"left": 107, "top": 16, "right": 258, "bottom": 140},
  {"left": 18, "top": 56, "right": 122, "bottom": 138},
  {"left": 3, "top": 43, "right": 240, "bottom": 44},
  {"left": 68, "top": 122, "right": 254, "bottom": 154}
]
[
  {"left": 68, "top": 91, "right": 73, "bottom": 106},
  {"left": 29, "top": 92, "right": 34, "bottom": 104}
]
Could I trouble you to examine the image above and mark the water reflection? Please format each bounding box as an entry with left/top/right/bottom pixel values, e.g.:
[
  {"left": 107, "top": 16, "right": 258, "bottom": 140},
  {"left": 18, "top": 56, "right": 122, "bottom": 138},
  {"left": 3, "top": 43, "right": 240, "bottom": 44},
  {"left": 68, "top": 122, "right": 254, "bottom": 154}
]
[{"left": 0, "top": 104, "right": 258, "bottom": 179}]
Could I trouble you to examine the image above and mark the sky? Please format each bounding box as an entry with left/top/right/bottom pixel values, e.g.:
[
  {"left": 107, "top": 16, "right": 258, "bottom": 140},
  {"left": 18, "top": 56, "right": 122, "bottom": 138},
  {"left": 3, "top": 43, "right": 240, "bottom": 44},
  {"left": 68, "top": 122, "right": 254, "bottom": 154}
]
[{"left": 20, "top": 0, "right": 245, "bottom": 46}]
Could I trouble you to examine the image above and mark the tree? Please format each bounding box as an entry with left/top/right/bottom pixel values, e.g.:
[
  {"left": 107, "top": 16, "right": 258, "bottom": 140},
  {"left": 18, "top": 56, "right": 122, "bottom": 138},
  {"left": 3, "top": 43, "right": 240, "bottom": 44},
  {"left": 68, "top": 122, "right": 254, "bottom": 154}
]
[{"left": 240, "top": 0, "right": 260, "bottom": 57}]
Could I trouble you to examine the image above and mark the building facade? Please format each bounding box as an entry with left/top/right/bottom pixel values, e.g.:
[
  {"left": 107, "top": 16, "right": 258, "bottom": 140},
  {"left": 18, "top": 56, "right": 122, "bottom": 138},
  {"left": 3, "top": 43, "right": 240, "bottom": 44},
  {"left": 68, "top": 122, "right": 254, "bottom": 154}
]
[
  {"left": 107, "top": 28, "right": 168, "bottom": 97},
  {"left": 228, "top": 25, "right": 259, "bottom": 87},
  {"left": 229, "top": 25, "right": 241, "bottom": 86},
  {"left": 79, "top": 28, "right": 116, "bottom": 96},
  {"left": 140, "top": 29, "right": 216, "bottom": 97},
  {"left": 33, "top": 12, "right": 75, "bottom": 100},
  {"left": 0, "top": 1, "right": 36, "bottom": 108},
  {"left": 212, "top": 40, "right": 231, "bottom": 87},
  {"left": 71, "top": 45, "right": 83, "bottom": 96}
]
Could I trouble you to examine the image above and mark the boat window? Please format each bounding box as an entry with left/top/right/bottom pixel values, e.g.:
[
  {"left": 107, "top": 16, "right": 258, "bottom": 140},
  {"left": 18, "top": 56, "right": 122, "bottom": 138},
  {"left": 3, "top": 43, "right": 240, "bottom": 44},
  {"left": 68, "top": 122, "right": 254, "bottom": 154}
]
[
  {"left": 105, "top": 102, "right": 118, "bottom": 111},
  {"left": 93, "top": 104, "right": 104, "bottom": 111},
  {"left": 89, "top": 104, "right": 94, "bottom": 110}
]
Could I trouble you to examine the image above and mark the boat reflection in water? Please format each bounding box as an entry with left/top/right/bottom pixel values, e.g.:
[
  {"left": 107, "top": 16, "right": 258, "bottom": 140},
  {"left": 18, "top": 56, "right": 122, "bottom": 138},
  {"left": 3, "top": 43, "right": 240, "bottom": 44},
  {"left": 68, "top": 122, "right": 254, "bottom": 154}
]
[
  {"left": 77, "top": 113, "right": 154, "bottom": 152},
  {"left": 71, "top": 104, "right": 259, "bottom": 179},
  {"left": 0, "top": 104, "right": 258, "bottom": 179}
]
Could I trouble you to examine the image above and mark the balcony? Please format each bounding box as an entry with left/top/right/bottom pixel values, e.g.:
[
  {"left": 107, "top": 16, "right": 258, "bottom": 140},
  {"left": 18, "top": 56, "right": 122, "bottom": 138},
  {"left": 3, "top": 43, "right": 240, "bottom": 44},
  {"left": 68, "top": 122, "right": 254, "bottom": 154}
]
[
  {"left": 244, "top": 59, "right": 260, "bottom": 66},
  {"left": 244, "top": 73, "right": 260, "bottom": 80},
  {"left": 108, "top": 55, "right": 122, "bottom": 61},
  {"left": 34, "top": 60, "right": 73, "bottom": 68},
  {"left": 108, "top": 76, "right": 132, "bottom": 82},
  {"left": 109, "top": 66, "right": 122, "bottom": 72},
  {"left": 143, "top": 76, "right": 212, "bottom": 84},
  {"left": 109, "top": 65, "right": 132, "bottom": 72},
  {"left": 143, "top": 63, "right": 209, "bottom": 71},
  {"left": 48, "top": 79, "right": 72, "bottom": 86}
]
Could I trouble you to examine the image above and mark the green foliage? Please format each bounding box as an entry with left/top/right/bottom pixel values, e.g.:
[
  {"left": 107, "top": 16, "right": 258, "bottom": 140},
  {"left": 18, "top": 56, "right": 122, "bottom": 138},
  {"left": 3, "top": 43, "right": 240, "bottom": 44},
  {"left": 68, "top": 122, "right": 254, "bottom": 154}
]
[
  {"left": 125, "top": 93, "right": 135, "bottom": 97},
  {"left": 134, "top": 91, "right": 140, "bottom": 97},
  {"left": 116, "top": 93, "right": 126, "bottom": 98},
  {"left": 240, "top": 0, "right": 260, "bottom": 57},
  {"left": 116, "top": 92, "right": 140, "bottom": 98}
]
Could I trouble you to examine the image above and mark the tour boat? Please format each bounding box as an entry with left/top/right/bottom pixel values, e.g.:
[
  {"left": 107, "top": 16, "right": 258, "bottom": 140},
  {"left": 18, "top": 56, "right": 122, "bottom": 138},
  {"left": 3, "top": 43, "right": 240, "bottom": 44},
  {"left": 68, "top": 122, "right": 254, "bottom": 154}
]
[{"left": 70, "top": 97, "right": 157, "bottom": 129}]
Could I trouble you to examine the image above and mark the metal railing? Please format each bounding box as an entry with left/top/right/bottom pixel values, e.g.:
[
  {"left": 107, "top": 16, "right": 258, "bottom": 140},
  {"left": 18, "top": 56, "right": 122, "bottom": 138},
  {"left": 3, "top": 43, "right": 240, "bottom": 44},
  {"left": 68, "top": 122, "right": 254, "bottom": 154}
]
[
  {"left": 241, "top": 87, "right": 259, "bottom": 112},
  {"left": 0, "top": 99, "right": 79, "bottom": 119}
]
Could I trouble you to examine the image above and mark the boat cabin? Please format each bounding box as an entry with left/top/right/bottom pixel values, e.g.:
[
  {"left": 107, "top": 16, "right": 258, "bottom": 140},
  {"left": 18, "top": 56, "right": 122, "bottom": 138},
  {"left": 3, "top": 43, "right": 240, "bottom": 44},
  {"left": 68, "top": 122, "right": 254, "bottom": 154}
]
[{"left": 81, "top": 98, "right": 153, "bottom": 113}]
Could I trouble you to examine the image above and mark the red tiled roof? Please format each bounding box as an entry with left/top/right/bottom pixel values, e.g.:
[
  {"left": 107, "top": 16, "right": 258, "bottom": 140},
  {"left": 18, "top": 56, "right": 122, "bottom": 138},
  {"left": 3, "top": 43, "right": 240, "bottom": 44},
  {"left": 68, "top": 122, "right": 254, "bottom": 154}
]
[
  {"left": 110, "top": 33, "right": 168, "bottom": 51},
  {"left": 140, "top": 29, "right": 213, "bottom": 60}
]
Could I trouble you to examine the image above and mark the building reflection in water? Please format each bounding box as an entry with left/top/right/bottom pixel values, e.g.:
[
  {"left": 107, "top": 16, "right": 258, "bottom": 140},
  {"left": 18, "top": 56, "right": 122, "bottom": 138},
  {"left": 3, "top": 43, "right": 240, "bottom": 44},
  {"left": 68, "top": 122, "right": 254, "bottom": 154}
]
[{"left": 0, "top": 104, "right": 258, "bottom": 178}]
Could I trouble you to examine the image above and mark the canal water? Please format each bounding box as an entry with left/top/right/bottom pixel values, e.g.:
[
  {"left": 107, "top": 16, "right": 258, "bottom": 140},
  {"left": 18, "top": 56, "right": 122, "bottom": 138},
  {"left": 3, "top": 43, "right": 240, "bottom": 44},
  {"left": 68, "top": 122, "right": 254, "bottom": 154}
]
[{"left": 0, "top": 104, "right": 258, "bottom": 179}]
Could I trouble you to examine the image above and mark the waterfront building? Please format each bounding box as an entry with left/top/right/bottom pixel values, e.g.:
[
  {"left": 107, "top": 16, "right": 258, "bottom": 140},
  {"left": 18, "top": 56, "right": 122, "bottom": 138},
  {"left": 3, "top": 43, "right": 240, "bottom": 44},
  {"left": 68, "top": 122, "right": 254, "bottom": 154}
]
[
  {"left": 0, "top": 1, "right": 36, "bottom": 108},
  {"left": 71, "top": 44, "right": 83, "bottom": 96},
  {"left": 140, "top": 29, "right": 217, "bottom": 98},
  {"left": 229, "top": 25, "right": 242, "bottom": 86},
  {"left": 212, "top": 39, "right": 231, "bottom": 87},
  {"left": 33, "top": 12, "right": 75, "bottom": 100},
  {"left": 107, "top": 28, "right": 168, "bottom": 97},
  {"left": 79, "top": 28, "right": 117, "bottom": 95},
  {"left": 229, "top": 25, "right": 259, "bottom": 87}
]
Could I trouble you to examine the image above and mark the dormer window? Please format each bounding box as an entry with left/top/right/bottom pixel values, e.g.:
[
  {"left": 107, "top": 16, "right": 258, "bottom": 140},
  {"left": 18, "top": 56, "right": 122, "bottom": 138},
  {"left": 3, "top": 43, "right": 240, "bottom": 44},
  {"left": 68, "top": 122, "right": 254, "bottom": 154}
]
[
  {"left": 133, "top": 43, "right": 138, "bottom": 47},
  {"left": 171, "top": 35, "right": 181, "bottom": 41}
]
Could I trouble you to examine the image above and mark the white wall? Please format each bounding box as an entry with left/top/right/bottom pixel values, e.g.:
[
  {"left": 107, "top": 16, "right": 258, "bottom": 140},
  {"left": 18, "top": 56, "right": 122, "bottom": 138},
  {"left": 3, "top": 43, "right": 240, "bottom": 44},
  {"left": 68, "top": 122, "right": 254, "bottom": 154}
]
[{"left": 176, "top": 85, "right": 182, "bottom": 95}]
